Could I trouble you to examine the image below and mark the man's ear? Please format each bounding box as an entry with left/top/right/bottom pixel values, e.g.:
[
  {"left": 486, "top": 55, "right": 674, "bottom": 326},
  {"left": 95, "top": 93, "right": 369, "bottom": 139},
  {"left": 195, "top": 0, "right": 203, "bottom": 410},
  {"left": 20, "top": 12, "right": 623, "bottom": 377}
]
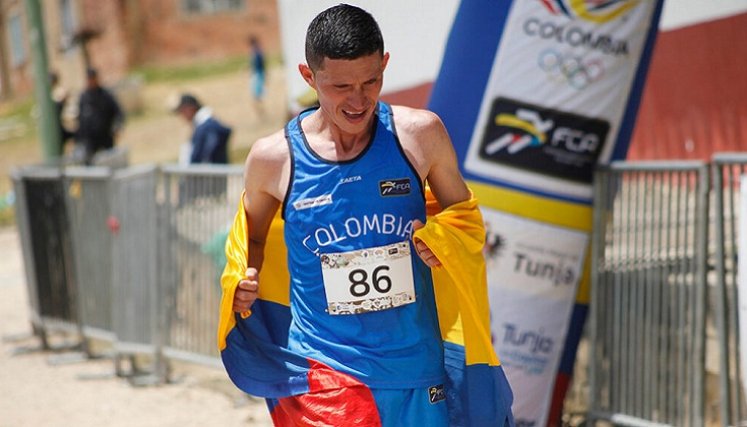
[{"left": 298, "top": 63, "right": 315, "bottom": 88}]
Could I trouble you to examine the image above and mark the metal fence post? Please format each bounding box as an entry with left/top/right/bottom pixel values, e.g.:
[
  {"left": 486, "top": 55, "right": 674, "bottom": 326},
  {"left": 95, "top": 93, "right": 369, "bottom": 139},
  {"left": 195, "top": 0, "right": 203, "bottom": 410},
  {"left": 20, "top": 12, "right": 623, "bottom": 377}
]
[{"left": 587, "top": 161, "right": 708, "bottom": 427}]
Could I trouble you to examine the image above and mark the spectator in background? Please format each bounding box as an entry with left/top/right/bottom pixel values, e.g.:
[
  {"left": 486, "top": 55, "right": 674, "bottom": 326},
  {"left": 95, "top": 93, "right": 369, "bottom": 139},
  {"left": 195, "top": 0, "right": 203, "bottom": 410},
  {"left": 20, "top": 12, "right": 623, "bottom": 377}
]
[
  {"left": 76, "top": 67, "right": 124, "bottom": 165},
  {"left": 49, "top": 71, "right": 73, "bottom": 154},
  {"left": 248, "top": 36, "right": 266, "bottom": 110},
  {"left": 173, "top": 93, "right": 232, "bottom": 204},
  {"left": 174, "top": 93, "right": 231, "bottom": 164}
]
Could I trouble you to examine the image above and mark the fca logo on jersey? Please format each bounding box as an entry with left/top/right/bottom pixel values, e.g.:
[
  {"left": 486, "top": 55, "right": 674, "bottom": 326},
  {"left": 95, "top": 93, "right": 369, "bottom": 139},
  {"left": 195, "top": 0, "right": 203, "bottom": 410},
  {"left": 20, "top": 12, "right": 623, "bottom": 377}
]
[
  {"left": 379, "top": 178, "right": 411, "bottom": 196},
  {"left": 428, "top": 384, "right": 446, "bottom": 404}
]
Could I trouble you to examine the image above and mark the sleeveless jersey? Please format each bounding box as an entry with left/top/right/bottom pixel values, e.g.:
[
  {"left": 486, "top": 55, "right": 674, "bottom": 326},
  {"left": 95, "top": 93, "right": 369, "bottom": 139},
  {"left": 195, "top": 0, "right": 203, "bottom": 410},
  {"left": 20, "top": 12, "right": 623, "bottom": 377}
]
[{"left": 282, "top": 102, "right": 445, "bottom": 388}]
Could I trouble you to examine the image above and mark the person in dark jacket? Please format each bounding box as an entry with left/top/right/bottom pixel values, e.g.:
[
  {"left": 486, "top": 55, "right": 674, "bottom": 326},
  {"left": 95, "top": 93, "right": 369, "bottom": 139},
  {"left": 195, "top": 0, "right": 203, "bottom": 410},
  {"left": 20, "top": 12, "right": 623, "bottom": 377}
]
[
  {"left": 174, "top": 93, "right": 231, "bottom": 164},
  {"left": 76, "top": 67, "right": 124, "bottom": 165},
  {"left": 174, "top": 93, "right": 232, "bottom": 203}
]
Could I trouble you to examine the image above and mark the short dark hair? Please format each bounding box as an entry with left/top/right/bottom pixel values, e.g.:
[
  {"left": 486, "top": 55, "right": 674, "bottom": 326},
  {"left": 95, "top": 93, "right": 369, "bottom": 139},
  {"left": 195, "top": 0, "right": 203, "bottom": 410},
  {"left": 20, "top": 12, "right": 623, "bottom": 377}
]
[
  {"left": 175, "top": 93, "right": 201, "bottom": 111},
  {"left": 305, "top": 4, "right": 384, "bottom": 71}
]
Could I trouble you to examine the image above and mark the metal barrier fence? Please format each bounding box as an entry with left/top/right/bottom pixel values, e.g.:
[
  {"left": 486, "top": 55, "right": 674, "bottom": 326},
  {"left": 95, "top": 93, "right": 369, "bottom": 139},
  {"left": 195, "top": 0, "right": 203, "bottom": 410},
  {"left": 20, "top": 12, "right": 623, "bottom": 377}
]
[
  {"left": 11, "top": 164, "right": 242, "bottom": 379},
  {"left": 159, "top": 164, "right": 243, "bottom": 368},
  {"left": 14, "top": 157, "right": 747, "bottom": 419},
  {"left": 712, "top": 152, "right": 747, "bottom": 427},
  {"left": 64, "top": 167, "right": 116, "bottom": 353},
  {"left": 109, "top": 164, "right": 162, "bottom": 378},
  {"left": 11, "top": 166, "right": 81, "bottom": 350},
  {"left": 589, "top": 161, "right": 709, "bottom": 426}
]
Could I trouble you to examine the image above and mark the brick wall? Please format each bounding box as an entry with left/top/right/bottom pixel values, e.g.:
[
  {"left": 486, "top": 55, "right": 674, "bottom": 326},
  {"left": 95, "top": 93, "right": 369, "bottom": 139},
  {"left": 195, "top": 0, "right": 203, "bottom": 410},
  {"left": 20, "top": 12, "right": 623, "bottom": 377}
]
[
  {"left": 78, "top": 0, "right": 132, "bottom": 83},
  {"left": 0, "top": 0, "right": 31, "bottom": 99},
  {"left": 137, "top": 0, "right": 279, "bottom": 66},
  {"left": 1, "top": 0, "right": 280, "bottom": 101}
]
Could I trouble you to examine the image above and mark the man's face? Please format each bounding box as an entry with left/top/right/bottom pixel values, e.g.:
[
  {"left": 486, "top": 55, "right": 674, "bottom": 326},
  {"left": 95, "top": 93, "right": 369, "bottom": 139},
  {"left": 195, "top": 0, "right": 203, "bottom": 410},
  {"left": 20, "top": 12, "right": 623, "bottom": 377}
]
[
  {"left": 177, "top": 105, "right": 196, "bottom": 123},
  {"left": 300, "top": 52, "right": 389, "bottom": 136}
]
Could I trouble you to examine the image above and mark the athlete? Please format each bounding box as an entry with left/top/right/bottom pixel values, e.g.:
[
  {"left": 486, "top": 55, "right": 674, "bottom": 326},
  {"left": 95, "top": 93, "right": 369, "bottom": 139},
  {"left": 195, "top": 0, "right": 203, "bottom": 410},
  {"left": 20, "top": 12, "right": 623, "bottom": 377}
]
[{"left": 232, "top": 4, "right": 473, "bottom": 424}]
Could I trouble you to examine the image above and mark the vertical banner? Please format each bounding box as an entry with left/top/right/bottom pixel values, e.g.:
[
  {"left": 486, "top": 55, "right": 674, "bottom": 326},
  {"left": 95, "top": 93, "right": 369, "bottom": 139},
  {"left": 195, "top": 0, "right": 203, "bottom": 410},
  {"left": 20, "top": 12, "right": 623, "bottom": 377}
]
[
  {"left": 483, "top": 210, "right": 588, "bottom": 424},
  {"left": 429, "top": 1, "right": 663, "bottom": 426}
]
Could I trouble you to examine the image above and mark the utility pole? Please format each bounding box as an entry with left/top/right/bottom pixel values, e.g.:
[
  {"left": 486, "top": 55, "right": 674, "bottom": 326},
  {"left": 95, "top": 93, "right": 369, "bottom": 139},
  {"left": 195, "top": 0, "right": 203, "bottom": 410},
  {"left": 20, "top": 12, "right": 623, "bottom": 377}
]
[
  {"left": 0, "top": 6, "right": 13, "bottom": 100},
  {"left": 24, "top": 0, "right": 60, "bottom": 160}
]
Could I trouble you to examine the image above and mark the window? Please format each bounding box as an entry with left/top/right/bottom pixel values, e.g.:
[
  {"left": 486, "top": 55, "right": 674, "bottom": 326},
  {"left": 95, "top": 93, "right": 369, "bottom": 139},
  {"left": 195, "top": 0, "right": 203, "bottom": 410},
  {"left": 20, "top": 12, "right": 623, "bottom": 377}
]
[
  {"left": 59, "top": 0, "right": 77, "bottom": 50},
  {"left": 8, "top": 14, "right": 26, "bottom": 66},
  {"left": 182, "top": 0, "right": 244, "bottom": 15}
]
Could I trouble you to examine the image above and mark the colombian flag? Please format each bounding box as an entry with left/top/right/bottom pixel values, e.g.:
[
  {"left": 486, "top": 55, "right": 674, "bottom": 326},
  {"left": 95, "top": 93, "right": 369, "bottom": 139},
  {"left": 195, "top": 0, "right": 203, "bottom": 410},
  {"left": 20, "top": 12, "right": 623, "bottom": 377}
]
[{"left": 218, "top": 190, "right": 514, "bottom": 426}]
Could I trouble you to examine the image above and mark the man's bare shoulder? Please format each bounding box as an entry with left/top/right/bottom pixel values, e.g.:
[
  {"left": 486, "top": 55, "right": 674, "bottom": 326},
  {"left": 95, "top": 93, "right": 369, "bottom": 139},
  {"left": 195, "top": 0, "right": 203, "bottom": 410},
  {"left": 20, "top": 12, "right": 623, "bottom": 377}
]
[
  {"left": 390, "top": 105, "right": 447, "bottom": 142},
  {"left": 246, "top": 129, "right": 289, "bottom": 166},
  {"left": 243, "top": 128, "right": 290, "bottom": 204},
  {"left": 390, "top": 105, "right": 451, "bottom": 153},
  {"left": 391, "top": 105, "right": 443, "bottom": 132}
]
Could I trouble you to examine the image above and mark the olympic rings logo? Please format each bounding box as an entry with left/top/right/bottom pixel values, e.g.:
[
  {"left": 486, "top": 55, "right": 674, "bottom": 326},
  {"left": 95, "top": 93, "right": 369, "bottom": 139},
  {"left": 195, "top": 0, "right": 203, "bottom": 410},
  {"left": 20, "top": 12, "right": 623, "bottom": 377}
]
[{"left": 538, "top": 49, "right": 605, "bottom": 90}]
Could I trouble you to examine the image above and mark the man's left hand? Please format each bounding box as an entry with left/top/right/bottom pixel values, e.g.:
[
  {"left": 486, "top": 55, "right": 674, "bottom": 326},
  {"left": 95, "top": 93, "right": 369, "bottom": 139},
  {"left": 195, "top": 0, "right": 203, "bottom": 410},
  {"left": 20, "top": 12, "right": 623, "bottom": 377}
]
[{"left": 412, "top": 220, "right": 442, "bottom": 267}]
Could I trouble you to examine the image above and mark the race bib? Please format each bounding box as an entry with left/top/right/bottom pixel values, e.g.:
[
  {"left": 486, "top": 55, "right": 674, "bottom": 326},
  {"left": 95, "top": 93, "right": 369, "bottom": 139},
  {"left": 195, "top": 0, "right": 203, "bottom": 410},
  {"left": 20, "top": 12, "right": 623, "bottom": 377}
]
[{"left": 321, "top": 241, "right": 416, "bottom": 315}]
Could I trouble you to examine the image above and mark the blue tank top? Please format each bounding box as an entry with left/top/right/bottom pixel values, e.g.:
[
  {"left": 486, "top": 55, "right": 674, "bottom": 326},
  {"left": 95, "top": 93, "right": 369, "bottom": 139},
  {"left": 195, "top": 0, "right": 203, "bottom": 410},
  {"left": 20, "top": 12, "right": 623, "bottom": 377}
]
[{"left": 282, "top": 102, "right": 445, "bottom": 388}]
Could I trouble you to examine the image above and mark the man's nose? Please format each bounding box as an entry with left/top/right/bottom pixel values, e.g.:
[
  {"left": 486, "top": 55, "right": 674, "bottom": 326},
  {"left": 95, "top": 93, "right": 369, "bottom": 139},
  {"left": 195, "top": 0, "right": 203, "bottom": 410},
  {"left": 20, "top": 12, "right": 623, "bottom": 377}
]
[{"left": 347, "top": 86, "right": 367, "bottom": 109}]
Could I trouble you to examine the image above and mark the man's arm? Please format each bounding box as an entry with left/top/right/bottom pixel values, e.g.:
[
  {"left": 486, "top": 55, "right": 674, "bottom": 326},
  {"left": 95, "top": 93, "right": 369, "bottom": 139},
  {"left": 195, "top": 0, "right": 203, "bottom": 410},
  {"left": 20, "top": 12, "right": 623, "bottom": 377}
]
[
  {"left": 421, "top": 113, "right": 471, "bottom": 208},
  {"left": 233, "top": 130, "right": 289, "bottom": 312},
  {"left": 392, "top": 105, "right": 471, "bottom": 208},
  {"left": 393, "top": 106, "right": 472, "bottom": 267}
]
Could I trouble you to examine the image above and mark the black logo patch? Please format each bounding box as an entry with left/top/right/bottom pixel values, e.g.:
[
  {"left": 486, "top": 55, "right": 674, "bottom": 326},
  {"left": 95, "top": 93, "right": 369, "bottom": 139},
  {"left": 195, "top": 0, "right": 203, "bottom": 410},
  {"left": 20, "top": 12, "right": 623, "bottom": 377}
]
[
  {"left": 428, "top": 384, "right": 446, "bottom": 404},
  {"left": 476, "top": 97, "right": 609, "bottom": 184},
  {"left": 379, "top": 178, "right": 411, "bottom": 196}
]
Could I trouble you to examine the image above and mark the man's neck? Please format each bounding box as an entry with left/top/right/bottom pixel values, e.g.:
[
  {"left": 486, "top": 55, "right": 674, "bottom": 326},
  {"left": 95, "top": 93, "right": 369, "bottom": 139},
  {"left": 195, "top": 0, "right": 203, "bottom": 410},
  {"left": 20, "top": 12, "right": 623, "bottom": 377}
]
[{"left": 304, "top": 111, "right": 375, "bottom": 160}]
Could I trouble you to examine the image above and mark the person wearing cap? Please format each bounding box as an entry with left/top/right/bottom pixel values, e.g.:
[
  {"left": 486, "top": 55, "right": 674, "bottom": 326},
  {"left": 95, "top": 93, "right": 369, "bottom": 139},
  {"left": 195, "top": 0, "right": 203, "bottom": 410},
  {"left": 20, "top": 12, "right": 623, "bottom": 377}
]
[
  {"left": 174, "top": 93, "right": 231, "bottom": 164},
  {"left": 76, "top": 67, "right": 124, "bottom": 165}
]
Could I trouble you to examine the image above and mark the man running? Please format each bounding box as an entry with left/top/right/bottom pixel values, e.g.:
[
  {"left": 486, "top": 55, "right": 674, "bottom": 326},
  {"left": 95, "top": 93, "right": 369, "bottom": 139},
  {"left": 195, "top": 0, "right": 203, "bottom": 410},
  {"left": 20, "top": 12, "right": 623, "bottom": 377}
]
[{"left": 226, "top": 4, "right": 513, "bottom": 425}]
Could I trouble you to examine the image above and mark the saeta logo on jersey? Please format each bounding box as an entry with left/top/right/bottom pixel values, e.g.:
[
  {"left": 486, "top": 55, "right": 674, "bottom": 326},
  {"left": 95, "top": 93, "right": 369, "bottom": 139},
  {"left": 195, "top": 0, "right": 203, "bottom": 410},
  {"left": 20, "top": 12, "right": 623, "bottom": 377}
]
[
  {"left": 476, "top": 97, "right": 609, "bottom": 183},
  {"left": 379, "top": 178, "right": 411, "bottom": 197}
]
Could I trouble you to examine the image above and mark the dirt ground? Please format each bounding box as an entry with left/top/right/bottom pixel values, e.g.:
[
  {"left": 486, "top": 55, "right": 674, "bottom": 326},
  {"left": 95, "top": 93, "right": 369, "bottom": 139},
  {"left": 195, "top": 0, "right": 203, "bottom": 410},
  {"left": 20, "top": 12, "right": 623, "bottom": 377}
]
[
  {"left": 0, "top": 68, "right": 287, "bottom": 427},
  {"left": 117, "top": 66, "right": 288, "bottom": 167},
  {"left": 0, "top": 226, "right": 273, "bottom": 427}
]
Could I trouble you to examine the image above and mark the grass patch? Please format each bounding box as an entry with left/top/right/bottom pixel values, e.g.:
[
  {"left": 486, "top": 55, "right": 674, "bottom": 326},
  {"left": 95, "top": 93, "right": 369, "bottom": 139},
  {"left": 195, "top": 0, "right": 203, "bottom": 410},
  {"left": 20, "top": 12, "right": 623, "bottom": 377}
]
[
  {"left": 134, "top": 56, "right": 248, "bottom": 84},
  {"left": 132, "top": 54, "right": 283, "bottom": 85},
  {"left": 0, "top": 205, "right": 14, "bottom": 227},
  {"left": 0, "top": 97, "right": 38, "bottom": 144},
  {"left": 0, "top": 96, "right": 35, "bottom": 118}
]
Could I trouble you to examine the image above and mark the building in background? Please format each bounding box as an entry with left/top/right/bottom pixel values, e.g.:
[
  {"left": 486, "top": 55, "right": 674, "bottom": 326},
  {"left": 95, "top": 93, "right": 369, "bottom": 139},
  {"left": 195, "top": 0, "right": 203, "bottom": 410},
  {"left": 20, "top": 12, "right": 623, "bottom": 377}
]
[
  {"left": 628, "top": 6, "right": 747, "bottom": 159},
  {"left": 0, "top": 0, "right": 280, "bottom": 101}
]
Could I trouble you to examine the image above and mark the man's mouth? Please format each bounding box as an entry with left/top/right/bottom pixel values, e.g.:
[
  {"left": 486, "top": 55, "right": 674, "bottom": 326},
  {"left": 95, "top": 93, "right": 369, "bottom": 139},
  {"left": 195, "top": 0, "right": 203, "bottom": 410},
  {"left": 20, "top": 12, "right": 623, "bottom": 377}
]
[{"left": 343, "top": 109, "right": 366, "bottom": 120}]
